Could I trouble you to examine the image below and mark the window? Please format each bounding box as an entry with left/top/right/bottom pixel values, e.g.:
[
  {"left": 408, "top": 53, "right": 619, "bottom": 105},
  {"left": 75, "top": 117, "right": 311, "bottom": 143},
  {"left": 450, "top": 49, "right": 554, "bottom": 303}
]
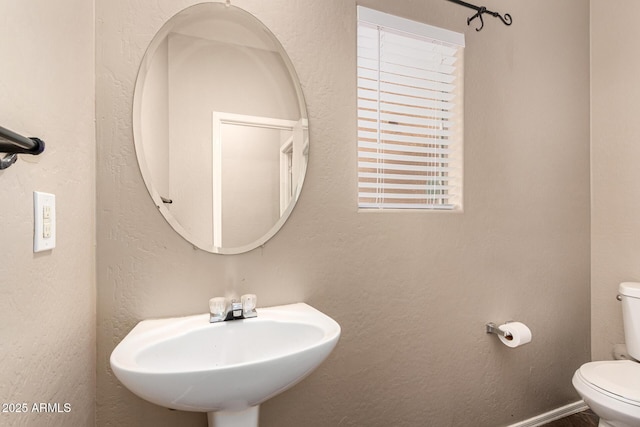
[{"left": 357, "top": 7, "right": 465, "bottom": 210}]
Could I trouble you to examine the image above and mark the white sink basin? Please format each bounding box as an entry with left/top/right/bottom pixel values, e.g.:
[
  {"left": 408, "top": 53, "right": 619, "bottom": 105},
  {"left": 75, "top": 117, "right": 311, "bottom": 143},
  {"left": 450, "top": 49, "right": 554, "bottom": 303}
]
[{"left": 110, "top": 303, "right": 340, "bottom": 426}]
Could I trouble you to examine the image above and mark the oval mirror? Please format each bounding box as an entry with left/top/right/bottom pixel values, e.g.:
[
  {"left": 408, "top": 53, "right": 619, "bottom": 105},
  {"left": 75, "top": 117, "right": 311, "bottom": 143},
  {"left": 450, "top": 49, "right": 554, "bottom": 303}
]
[{"left": 133, "top": 2, "right": 309, "bottom": 254}]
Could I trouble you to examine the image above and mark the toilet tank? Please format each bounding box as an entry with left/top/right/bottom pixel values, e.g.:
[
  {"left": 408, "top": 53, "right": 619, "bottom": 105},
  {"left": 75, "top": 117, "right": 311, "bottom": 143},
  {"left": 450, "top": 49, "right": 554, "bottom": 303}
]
[{"left": 619, "top": 282, "right": 640, "bottom": 360}]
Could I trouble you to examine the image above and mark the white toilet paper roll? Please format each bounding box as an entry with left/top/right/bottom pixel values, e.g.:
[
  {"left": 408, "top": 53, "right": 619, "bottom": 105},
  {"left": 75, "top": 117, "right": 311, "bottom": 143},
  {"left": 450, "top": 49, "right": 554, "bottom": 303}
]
[{"left": 498, "top": 322, "right": 532, "bottom": 348}]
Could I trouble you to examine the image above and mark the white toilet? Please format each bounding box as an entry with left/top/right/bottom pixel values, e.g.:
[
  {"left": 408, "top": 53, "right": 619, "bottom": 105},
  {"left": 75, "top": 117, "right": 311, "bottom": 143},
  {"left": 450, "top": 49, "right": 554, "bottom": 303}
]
[{"left": 572, "top": 282, "right": 640, "bottom": 427}]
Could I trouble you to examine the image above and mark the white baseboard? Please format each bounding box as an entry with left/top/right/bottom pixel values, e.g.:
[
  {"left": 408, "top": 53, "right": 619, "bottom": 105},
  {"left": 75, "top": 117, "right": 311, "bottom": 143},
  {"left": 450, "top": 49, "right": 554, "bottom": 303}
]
[{"left": 508, "top": 401, "right": 589, "bottom": 427}]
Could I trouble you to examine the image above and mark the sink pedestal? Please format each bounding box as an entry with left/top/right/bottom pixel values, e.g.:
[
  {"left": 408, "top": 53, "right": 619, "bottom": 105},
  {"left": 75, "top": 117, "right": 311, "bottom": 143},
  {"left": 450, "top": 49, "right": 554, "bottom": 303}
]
[{"left": 207, "top": 406, "right": 259, "bottom": 427}]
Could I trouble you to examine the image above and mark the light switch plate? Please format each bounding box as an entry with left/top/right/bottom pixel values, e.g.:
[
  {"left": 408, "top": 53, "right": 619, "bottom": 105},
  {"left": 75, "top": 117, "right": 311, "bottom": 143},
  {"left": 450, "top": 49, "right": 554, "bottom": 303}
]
[{"left": 34, "top": 191, "right": 56, "bottom": 252}]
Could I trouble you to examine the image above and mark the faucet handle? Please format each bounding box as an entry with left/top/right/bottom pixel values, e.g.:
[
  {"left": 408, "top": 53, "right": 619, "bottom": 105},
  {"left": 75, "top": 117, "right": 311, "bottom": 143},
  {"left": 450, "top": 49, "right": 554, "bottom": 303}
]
[
  {"left": 241, "top": 294, "right": 257, "bottom": 318},
  {"left": 209, "top": 297, "right": 226, "bottom": 322}
]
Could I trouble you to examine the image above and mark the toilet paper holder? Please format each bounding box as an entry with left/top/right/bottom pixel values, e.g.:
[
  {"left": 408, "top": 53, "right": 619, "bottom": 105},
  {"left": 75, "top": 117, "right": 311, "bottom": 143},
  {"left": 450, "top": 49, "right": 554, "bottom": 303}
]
[{"left": 486, "top": 322, "right": 513, "bottom": 339}]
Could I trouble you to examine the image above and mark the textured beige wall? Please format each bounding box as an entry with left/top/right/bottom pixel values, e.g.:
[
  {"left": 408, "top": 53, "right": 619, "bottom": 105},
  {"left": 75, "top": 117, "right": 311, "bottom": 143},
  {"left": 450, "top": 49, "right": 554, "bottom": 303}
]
[
  {"left": 96, "top": 1, "right": 590, "bottom": 426},
  {"left": 591, "top": 0, "right": 640, "bottom": 361},
  {"left": 0, "top": 1, "right": 96, "bottom": 426}
]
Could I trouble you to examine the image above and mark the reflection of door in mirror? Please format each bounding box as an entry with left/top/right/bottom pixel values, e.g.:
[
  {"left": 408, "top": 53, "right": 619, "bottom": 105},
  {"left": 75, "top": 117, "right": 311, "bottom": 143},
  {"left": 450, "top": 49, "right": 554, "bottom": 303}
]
[{"left": 212, "top": 113, "right": 299, "bottom": 248}]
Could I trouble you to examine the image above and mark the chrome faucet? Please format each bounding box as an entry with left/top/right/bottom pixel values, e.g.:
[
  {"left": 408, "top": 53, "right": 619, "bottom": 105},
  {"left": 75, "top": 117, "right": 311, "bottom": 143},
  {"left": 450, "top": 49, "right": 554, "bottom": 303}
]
[{"left": 209, "top": 294, "right": 257, "bottom": 323}]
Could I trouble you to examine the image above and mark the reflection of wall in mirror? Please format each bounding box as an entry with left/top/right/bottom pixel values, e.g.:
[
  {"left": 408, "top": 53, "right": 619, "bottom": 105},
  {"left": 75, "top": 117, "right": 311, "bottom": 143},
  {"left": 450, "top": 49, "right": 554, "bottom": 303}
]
[
  {"left": 143, "top": 32, "right": 301, "bottom": 248},
  {"left": 141, "top": 37, "right": 170, "bottom": 198}
]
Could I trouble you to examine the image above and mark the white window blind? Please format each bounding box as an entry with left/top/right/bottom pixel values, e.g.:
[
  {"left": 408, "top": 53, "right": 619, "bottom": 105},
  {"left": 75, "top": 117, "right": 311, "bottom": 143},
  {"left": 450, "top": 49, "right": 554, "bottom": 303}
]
[{"left": 357, "top": 7, "right": 465, "bottom": 210}]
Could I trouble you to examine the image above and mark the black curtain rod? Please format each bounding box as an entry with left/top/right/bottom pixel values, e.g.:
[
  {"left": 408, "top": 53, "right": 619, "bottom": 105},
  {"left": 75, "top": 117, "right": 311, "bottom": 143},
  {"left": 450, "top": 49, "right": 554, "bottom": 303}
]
[
  {"left": 0, "top": 125, "right": 45, "bottom": 155},
  {"left": 446, "top": 0, "right": 512, "bottom": 31},
  {"left": 0, "top": 125, "right": 45, "bottom": 170}
]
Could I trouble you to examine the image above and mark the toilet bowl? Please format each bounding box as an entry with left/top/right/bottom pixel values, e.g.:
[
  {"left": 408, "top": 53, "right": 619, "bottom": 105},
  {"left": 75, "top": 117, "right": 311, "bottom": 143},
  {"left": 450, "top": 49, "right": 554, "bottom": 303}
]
[
  {"left": 572, "top": 282, "right": 640, "bottom": 427},
  {"left": 572, "top": 360, "right": 640, "bottom": 427}
]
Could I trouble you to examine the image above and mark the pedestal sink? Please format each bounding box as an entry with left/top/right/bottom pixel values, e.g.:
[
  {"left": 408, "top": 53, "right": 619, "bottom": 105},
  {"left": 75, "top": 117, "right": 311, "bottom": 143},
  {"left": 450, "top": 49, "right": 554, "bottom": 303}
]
[{"left": 110, "top": 303, "right": 341, "bottom": 427}]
